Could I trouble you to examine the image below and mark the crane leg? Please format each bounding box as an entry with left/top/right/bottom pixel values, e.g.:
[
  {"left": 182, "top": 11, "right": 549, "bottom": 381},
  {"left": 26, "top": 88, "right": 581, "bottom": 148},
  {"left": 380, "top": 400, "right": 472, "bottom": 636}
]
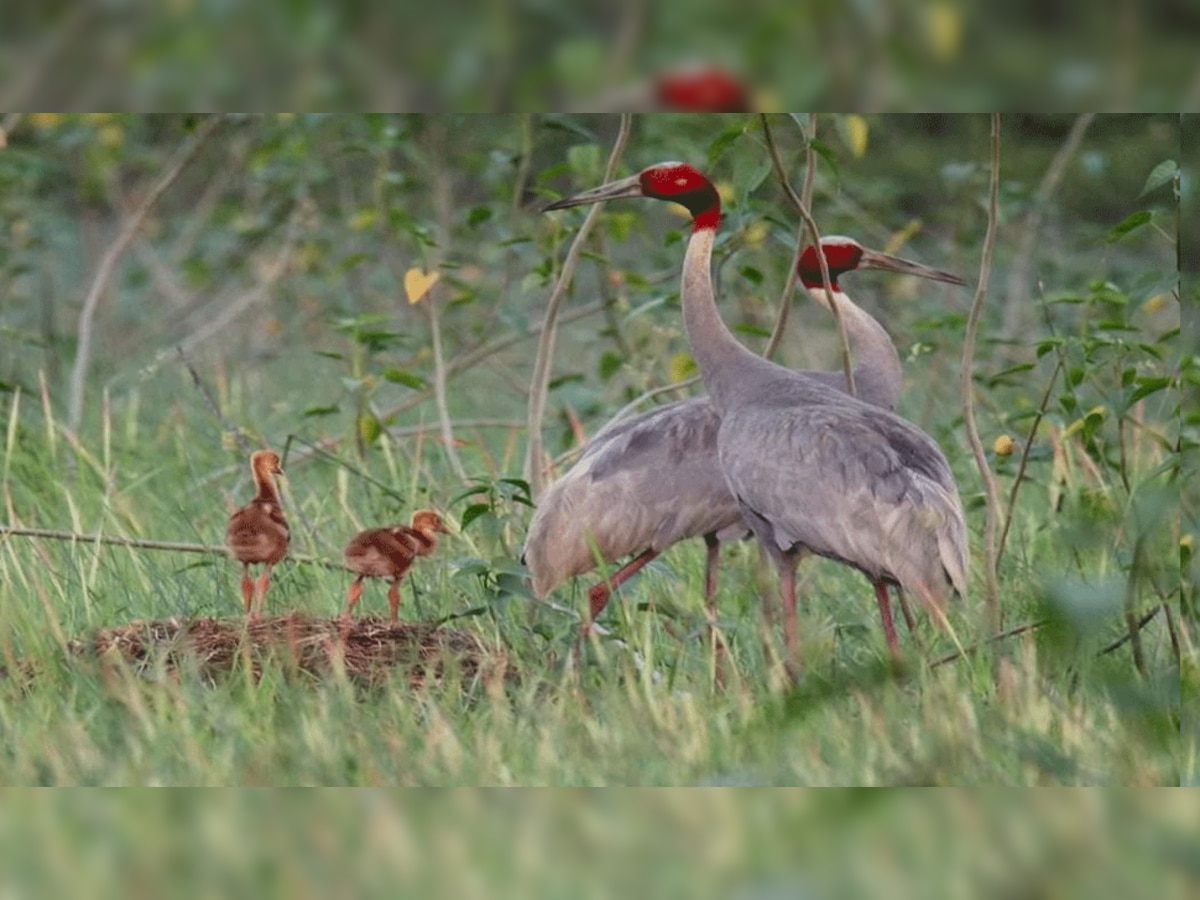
[
  {"left": 703, "top": 534, "right": 729, "bottom": 690},
  {"left": 873, "top": 581, "right": 901, "bottom": 658},
  {"left": 254, "top": 564, "right": 273, "bottom": 617},
  {"left": 586, "top": 548, "right": 659, "bottom": 622},
  {"left": 896, "top": 589, "right": 918, "bottom": 635},
  {"left": 779, "top": 559, "right": 801, "bottom": 680},
  {"left": 387, "top": 579, "right": 402, "bottom": 622},
  {"left": 241, "top": 565, "right": 255, "bottom": 615},
  {"left": 344, "top": 576, "right": 365, "bottom": 618}
]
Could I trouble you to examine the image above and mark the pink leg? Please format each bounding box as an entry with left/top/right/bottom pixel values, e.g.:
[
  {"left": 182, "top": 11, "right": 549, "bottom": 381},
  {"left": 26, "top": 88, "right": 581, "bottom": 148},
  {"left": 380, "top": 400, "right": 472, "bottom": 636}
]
[
  {"left": 874, "top": 580, "right": 901, "bottom": 658},
  {"left": 780, "top": 560, "right": 800, "bottom": 679},
  {"left": 587, "top": 548, "right": 660, "bottom": 622},
  {"left": 254, "top": 564, "right": 273, "bottom": 617},
  {"left": 387, "top": 579, "right": 402, "bottom": 621},
  {"left": 703, "top": 535, "right": 729, "bottom": 689},
  {"left": 897, "top": 590, "right": 918, "bottom": 634},
  {"left": 344, "top": 576, "right": 365, "bottom": 618},
  {"left": 241, "top": 565, "right": 255, "bottom": 615}
]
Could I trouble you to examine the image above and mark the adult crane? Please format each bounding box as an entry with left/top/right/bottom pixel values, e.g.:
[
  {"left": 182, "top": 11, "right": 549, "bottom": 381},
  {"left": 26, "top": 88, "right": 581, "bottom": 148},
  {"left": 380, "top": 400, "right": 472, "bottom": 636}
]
[
  {"left": 540, "top": 162, "right": 969, "bottom": 667},
  {"left": 523, "top": 236, "right": 965, "bottom": 657}
]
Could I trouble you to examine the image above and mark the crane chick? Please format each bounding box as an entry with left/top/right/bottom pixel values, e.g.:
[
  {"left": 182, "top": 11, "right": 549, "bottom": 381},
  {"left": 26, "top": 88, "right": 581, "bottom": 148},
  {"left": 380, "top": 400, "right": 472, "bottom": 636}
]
[
  {"left": 226, "top": 449, "right": 290, "bottom": 617},
  {"left": 342, "top": 510, "right": 451, "bottom": 621}
]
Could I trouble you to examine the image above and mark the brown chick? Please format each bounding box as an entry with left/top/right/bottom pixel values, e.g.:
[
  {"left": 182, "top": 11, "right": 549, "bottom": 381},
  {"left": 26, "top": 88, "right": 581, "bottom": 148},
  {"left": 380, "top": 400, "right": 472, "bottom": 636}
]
[
  {"left": 226, "top": 450, "right": 290, "bottom": 616},
  {"left": 343, "top": 509, "right": 451, "bottom": 621}
]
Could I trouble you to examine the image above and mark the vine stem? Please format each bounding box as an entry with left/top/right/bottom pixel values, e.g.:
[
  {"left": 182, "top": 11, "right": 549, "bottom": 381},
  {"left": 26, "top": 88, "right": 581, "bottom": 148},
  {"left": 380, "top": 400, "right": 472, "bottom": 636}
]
[
  {"left": 525, "top": 114, "right": 633, "bottom": 497},
  {"left": 960, "top": 113, "right": 1004, "bottom": 632}
]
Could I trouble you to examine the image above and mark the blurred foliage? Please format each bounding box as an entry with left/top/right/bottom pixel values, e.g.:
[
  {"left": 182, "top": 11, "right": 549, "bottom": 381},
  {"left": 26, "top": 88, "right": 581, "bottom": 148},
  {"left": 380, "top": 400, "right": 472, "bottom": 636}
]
[
  {"left": 0, "top": 2, "right": 1198, "bottom": 109},
  {"left": 0, "top": 790, "right": 1197, "bottom": 898}
]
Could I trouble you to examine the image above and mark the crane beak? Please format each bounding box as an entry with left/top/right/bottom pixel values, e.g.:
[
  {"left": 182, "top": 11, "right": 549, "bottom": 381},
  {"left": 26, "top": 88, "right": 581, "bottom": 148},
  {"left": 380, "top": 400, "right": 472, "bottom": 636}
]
[
  {"left": 858, "top": 249, "right": 967, "bottom": 286},
  {"left": 542, "top": 174, "right": 644, "bottom": 211}
]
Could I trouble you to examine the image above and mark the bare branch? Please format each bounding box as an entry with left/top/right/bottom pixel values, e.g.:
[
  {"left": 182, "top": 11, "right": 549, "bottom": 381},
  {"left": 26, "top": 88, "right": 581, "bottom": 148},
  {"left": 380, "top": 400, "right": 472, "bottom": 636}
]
[
  {"left": 764, "top": 113, "right": 819, "bottom": 362},
  {"left": 0, "top": 524, "right": 340, "bottom": 570},
  {"left": 761, "top": 114, "right": 854, "bottom": 396},
  {"left": 1002, "top": 113, "right": 1095, "bottom": 337},
  {"left": 960, "top": 113, "right": 1004, "bottom": 631},
  {"left": 67, "top": 115, "right": 223, "bottom": 433},
  {"left": 525, "top": 114, "right": 633, "bottom": 497}
]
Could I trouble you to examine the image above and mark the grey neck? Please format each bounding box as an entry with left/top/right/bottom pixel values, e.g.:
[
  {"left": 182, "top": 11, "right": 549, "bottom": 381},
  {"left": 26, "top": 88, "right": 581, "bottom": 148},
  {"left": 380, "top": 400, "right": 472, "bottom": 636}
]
[{"left": 809, "top": 287, "right": 903, "bottom": 410}]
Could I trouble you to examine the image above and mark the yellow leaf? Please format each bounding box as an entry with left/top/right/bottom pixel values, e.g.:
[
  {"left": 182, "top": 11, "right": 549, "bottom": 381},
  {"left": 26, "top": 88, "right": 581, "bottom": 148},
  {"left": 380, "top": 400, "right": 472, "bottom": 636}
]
[
  {"left": 993, "top": 434, "right": 1014, "bottom": 457},
  {"left": 669, "top": 352, "right": 698, "bottom": 383},
  {"left": 98, "top": 124, "right": 124, "bottom": 149},
  {"left": 927, "top": 2, "right": 961, "bottom": 62},
  {"left": 1140, "top": 293, "right": 1170, "bottom": 315},
  {"left": 844, "top": 114, "right": 869, "bottom": 159},
  {"left": 29, "top": 113, "right": 62, "bottom": 130},
  {"left": 349, "top": 208, "right": 379, "bottom": 232},
  {"left": 883, "top": 219, "right": 924, "bottom": 256},
  {"left": 744, "top": 221, "right": 769, "bottom": 247},
  {"left": 404, "top": 268, "right": 440, "bottom": 304}
]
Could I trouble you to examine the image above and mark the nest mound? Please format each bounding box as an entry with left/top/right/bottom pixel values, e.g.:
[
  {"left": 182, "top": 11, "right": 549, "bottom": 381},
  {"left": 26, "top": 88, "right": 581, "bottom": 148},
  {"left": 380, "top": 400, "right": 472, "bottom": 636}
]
[{"left": 66, "top": 613, "right": 510, "bottom": 691}]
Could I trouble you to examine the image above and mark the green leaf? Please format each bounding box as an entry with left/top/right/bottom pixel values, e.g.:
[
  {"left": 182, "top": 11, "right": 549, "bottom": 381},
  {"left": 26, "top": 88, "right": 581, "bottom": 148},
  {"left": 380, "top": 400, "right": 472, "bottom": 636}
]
[
  {"left": 734, "top": 322, "right": 772, "bottom": 338},
  {"left": 1129, "top": 376, "right": 1173, "bottom": 404},
  {"left": 1106, "top": 210, "right": 1152, "bottom": 243},
  {"left": 809, "top": 139, "right": 840, "bottom": 182},
  {"left": 1137, "top": 160, "right": 1178, "bottom": 199},
  {"left": 303, "top": 404, "right": 339, "bottom": 417},
  {"left": 739, "top": 265, "right": 764, "bottom": 285},
  {"left": 313, "top": 350, "right": 344, "bottom": 361},
  {"left": 357, "top": 413, "right": 381, "bottom": 444},
  {"left": 467, "top": 205, "right": 492, "bottom": 227},
  {"left": 598, "top": 351, "right": 623, "bottom": 382},
  {"left": 382, "top": 367, "right": 426, "bottom": 389},
  {"left": 460, "top": 503, "right": 492, "bottom": 530}
]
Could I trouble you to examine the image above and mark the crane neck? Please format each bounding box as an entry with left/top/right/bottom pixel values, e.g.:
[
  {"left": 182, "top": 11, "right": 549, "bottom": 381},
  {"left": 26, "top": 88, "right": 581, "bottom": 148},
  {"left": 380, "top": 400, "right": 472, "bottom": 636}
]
[
  {"left": 253, "top": 471, "right": 282, "bottom": 507},
  {"left": 806, "top": 286, "right": 903, "bottom": 410},
  {"left": 681, "top": 225, "right": 768, "bottom": 412}
]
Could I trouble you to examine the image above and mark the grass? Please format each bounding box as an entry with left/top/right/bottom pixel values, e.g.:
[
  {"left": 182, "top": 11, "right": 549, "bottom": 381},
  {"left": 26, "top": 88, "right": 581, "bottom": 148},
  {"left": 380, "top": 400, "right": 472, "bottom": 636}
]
[{"left": 0, "top": 359, "right": 1180, "bottom": 786}]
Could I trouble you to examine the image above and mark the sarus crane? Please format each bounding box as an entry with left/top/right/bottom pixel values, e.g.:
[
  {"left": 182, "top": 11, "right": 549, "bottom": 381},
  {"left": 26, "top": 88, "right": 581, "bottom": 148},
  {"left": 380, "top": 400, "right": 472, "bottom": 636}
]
[
  {"left": 538, "top": 162, "right": 969, "bottom": 666},
  {"left": 524, "top": 236, "right": 965, "bottom": 658}
]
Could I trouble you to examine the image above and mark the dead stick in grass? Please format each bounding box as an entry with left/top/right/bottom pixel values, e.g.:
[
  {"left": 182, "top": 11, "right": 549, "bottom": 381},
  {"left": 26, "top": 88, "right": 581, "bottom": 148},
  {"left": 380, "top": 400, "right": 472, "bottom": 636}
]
[
  {"left": 960, "top": 113, "right": 1003, "bottom": 632},
  {"left": 764, "top": 113, "right": 818, "bottom": 363},
  {"left": 68, "top": 114, "right": 223, "bottom": 434},
  {"left": 761, "top": 113, "right": 854, "bottom": 397},
  {"left": 0, "top": 525, "right": 342, "bottom": 570},
  {"left": 526, "top": 114, "right": 633, "bottom": 497}
]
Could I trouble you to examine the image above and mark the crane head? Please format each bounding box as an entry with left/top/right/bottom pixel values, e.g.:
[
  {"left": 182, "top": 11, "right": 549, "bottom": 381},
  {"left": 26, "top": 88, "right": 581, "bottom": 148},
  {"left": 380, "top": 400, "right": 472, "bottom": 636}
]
[
  {"left": 654, "top": 65, "right": 751, "bottom": 112},
  {"left": 544, "top": 162, "right": 721, "bottom": 230},
  {"left": 250, "top": 450, "right": 284, "bottom": 477},
  {"left": 411, "top": 509, "right": 452, "bottom": 535},
  {"left": 798, "top": 236, "right": 967, "bottom": 290}
]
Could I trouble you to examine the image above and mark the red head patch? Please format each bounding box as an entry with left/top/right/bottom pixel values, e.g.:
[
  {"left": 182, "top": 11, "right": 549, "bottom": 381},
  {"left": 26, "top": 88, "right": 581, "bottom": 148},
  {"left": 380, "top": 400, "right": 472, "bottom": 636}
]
[
  {"left": 797, "top": 237, "right": 864, "bottom": 289},
  {"left": 638, "top": 163, "right": 721, "bottom": 231},
  {"left": 654, "top": 66, "right": 751, "bottom": 112}
]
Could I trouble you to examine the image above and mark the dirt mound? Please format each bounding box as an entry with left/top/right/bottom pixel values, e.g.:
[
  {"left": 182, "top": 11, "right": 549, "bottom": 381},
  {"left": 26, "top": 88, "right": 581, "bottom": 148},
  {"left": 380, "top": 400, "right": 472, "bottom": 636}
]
[{"left": 64, "top": 613, "right": 510, "bottom": 691}]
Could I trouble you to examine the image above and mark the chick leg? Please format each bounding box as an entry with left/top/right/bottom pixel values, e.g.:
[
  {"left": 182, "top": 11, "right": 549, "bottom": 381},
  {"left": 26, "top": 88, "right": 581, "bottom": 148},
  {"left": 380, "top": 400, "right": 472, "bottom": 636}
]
[
  {"left": 387, "top": 578, "right": 403, "bottom": 621},
  {"left": 241, "top": 565, "right": 255, "bottom": 615},
  {"left": 345, "top": 576, "right": 365, "bottom": 618}
]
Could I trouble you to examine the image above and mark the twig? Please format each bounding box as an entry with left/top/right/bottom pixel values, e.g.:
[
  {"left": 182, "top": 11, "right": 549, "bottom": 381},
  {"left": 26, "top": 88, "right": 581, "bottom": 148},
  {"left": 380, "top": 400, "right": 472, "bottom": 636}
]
[
  {"left": 761, "top": 114, "right": 854, "bottom": 396},
  {"left": 425, "top": 126, "right": 468, "bottom": 481},
  {"left": 525, "top": 113, "right": 633, "bottom": 497},
  {"left": 960, "top": 113, "right": 1004, "bottom": 631},
  {"left": 1097, "top": 604, "right": 1161, "bottom": 657},
  {"left": 1002, "top": 113, "right": 1095, "bottom": 337},
  {"left": 172, "top": 205, "right": 301, "bottom": 358},
  {"left": 764, "top": 113, "right": 817, "bottom": 362},
  {"left": 1122, "top": 535, "right": 1148, "bottom": 675},
  {"left": 177, "top": 348, "right": 255, "bottom": 457},
  {"left": 997, "top": 357, "right": 1063, "bottom": 564},
  {"left": 552, "top": 376, "right": 702, "bottom": 468},
  {"left": 0, "top": 525, "right": 341, "bottom": 570},
  {"left": 68, "top": 115, "right": 223, "bottom": 433},
  {"left": 929, "top": 619, "right": 1048, "bottom": 668}
]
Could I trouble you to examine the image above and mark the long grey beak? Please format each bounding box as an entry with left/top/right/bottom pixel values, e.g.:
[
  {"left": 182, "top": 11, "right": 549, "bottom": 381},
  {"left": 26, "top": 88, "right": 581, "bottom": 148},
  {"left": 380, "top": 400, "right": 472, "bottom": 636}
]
[
  {"left": 542, "top": 174, "right": 644, "bottom": 211},
  {"left": 858, "top": 248, "right": 967, "bottom": 286}
]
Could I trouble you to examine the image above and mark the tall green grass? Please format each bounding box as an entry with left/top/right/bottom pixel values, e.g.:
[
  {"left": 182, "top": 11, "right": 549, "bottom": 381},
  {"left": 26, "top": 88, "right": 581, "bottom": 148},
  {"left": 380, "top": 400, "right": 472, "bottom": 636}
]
[{"left": 0, "top": 361, "right": 1179, "bottom": 786}]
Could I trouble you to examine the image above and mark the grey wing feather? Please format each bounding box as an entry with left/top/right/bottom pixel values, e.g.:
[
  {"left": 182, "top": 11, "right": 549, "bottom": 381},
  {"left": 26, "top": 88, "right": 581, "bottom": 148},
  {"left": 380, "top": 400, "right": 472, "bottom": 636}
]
[
  {"left": 523, "top": 396, "right": 744, "bottom": 597},
  {"left": 720, "top": 395, "right": 967, "bottom": 598}
]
